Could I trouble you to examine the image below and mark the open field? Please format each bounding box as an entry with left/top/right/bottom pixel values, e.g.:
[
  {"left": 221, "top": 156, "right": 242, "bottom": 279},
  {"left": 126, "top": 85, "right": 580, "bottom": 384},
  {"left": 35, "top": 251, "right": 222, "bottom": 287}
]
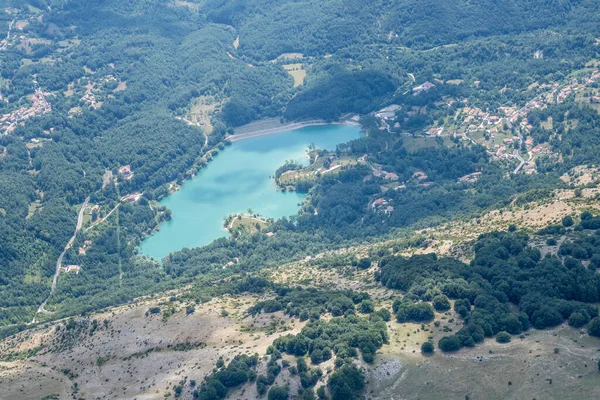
[
  {"left": 279, "top": 155, "right": 358, "bottom": 187},
  {"left": 187, "top": 96, "right": 219, "bottom": 134},
  {"left": 26, "top": 200, "right": 42, "bottom": 219},
  {"left": 373, "top": 325, "right": 600, "bottom": 400},
  {"left": 283, "top": 63, "right": 306, "bottom": 87},
  {"left": 0, "top": 292, "right": 306, "bottom": 400},
  {"left": 228, "top": 214, "right": 269, "bottom": 235}
]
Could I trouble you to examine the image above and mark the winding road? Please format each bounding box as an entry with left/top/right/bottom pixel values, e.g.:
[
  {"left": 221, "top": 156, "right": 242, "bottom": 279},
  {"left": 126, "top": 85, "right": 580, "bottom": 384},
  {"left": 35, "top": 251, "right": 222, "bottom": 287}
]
[{"left": 37, "top": 196, "right": 90, "bottom": 314}]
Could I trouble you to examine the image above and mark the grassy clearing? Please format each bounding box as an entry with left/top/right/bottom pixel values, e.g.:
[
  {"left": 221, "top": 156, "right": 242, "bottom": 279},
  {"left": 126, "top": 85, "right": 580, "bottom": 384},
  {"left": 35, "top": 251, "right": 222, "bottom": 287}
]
[
  {"left": 402, "top": 137, "right": 443, "bottom": 152},
  {"left": 230, "top": 215, "right": 268, "bottom": 233},
  {"left": 26, "top": 200, "right": 42, "bottom": 220},
  {"left": 283, "top": 63, "right": 306, "bottom": 87},
  {"left": 188, "top": 96, "right": 220, "bottom": 134}
]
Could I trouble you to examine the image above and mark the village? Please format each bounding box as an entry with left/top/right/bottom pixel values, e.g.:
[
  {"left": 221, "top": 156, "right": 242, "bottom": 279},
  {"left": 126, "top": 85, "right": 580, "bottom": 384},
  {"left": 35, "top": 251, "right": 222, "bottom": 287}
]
[
  {"left": 372, "top": 64, "right": 600, "bottom": 176},
  {"left": 0, "top": 88, "right": 52, "bottom": 135},
  {"left": 364, "top": 63, "right": 600, "bottom": 215}
]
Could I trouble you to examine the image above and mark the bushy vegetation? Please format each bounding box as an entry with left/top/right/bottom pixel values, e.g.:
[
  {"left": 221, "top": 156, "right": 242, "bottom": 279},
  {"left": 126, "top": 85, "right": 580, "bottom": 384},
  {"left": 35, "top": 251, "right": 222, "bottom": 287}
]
[
  {"left": 249, "top": 287, "right": 369, "bottom": 320},
  {"left": 193, "top": 354, "right": 258, "bottom": 400},
  {"left": 378, "top": 228, "right": 600, "bottom": 352},
  {"left": 327, "top": 363, "right": 365, "bottom": 400},
  {"left": 273, "top": 314, "right": 388, "bottom": 364}
]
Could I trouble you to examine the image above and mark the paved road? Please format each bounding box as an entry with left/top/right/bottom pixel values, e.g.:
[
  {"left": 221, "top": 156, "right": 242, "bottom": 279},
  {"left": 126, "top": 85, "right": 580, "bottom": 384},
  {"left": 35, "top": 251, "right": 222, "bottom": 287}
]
[
  {"left": 37, "top": 196, "right": 90, "bottom": 314},
  {"left": 513, "top": 150, "right": 526, "bottom": 174}
]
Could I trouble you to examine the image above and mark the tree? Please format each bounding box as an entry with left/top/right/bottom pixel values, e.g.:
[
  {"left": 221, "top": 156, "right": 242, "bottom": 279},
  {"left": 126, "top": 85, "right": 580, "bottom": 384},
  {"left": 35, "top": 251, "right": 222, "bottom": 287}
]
[
  {"left": 421, "top": 341, "right": 434, "bottom": 354},
  {"left": 316, "top": 386, "right": 328, "bottom": 400},
  {"left": 328, "top": 364, "right": 364, "bottom": 400},
  {"left": 375, "top": 308, "right": 391, "bottom": 322},
  {"left": 432, "top": 295, "right": 451, "bottom": 312},
  {"left": 495, "top": 331, "right": 511, "bottom": 343},
  {"left": 588, "top": 317, "right": 600, "bottom": 337},
  {"left": 568, "top": 312, "right": 588, "bottom": 328},
  {"left": 438, "top": 336, "right": 461, "bottom": 352},
  {"left": 357, "top": 258, "right": 372, "bottom": 269},
  {"left": 358, "top": 300, "right": 374, "bottom": 314},
  {"left": 268, "top": 386, "right": 289, "bottom": 400}
]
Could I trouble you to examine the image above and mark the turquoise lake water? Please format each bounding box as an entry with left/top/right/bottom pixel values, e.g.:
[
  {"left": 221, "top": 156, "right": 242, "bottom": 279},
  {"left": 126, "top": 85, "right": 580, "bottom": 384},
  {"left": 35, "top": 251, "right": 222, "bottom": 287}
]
[{"left": 139, "top": 124, "right": 362, "bottom": 259}]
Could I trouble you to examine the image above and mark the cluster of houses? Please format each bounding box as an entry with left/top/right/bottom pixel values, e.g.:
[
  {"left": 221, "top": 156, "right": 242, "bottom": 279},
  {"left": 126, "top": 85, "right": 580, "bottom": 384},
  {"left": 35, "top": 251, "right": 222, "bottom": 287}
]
[
  {"left": 0, "top": 89, "right": 51, "bottom": 134},
  {"left": 79, "top": 75, "right": 119, "bottom": 109},
  {"left": 81, "top": 90, "right": 98, "bottom": 109},
  {"left": 372, "top": 168, "right": 399, "bottom": 181},
  {"left": 371, "top": 198, "right": 394, "bottom": 214}
]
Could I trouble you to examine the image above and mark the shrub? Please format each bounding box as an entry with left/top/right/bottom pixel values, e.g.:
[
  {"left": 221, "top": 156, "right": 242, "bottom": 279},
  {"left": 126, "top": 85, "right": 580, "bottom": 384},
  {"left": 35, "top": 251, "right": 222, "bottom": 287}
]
[{"left": 495, "top": 331, "right": 511, "bottom": 343}]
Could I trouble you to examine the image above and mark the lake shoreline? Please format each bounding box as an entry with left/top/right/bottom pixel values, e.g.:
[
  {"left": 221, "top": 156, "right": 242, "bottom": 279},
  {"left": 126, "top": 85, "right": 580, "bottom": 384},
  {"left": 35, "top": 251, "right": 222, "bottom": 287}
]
[{"left": 140, "top": 124, "right": 362, "bottom": 259}]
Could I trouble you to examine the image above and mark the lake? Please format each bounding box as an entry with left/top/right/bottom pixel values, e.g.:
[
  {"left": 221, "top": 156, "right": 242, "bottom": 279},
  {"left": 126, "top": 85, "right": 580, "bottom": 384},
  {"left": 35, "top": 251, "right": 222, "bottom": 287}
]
[{"left": 139, "top": 124, "right": 362, "bottom": 259}]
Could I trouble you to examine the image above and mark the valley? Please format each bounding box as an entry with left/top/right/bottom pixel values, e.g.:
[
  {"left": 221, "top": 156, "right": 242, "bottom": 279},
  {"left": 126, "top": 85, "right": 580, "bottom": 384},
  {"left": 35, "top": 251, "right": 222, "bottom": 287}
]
[{"left": 1, "top": 1, "right": 600, "bottom": 399}]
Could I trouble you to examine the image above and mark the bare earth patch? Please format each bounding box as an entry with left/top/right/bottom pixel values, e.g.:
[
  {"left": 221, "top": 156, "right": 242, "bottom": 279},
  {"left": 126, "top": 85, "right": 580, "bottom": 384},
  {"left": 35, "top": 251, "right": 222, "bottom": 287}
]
[{"left": 0, "top": 293, "right": 305, "bottom": 400}]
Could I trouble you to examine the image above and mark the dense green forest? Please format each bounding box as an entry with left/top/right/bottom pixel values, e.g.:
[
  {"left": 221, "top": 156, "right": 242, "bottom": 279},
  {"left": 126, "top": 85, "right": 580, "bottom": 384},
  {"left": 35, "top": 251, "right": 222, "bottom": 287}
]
[{"left": 1, "top": 0, "right": 600, "bottom": 340}]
